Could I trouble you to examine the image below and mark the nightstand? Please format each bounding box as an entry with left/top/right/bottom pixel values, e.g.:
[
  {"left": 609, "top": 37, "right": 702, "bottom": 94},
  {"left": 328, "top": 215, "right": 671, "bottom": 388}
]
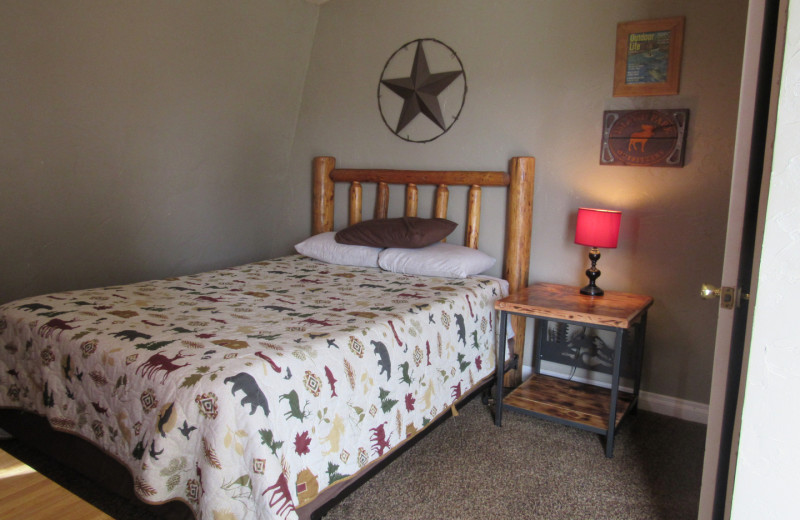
[{"left": 494, "top": 283, "right": 653, "bottom": 457}]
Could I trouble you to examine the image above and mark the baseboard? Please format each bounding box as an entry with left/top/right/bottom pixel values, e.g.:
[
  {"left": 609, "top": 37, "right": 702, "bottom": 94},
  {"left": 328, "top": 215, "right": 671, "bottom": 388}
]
[
  {"left": 521, "top": 365, "right": 708, "bottom": 424},
  {"left": 637, "top": 391, "right": 708, "bottom": 424}
]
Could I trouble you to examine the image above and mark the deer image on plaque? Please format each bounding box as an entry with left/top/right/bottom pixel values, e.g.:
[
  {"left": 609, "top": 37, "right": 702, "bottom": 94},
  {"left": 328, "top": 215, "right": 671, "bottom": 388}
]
[{"left": 600, "top": 109, "right": 689, "bottom": 167}]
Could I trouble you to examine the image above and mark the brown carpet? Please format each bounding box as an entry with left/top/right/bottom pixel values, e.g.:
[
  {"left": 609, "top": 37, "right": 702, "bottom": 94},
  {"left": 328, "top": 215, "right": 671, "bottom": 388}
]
[{"left": 0, "top": 398, "right": 705, "bottom": 520}]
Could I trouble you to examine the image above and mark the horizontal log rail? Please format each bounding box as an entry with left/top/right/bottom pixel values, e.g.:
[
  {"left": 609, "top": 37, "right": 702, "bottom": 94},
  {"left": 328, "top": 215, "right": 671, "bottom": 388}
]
[{"left": 331, "top": 169, "right": 510, "bottom": 186}]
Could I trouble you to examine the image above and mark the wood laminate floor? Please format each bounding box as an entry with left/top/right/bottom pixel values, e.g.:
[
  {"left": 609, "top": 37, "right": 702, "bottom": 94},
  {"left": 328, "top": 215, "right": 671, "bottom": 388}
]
[{"left": 0, "top": 448, "right": 112, "bottom": 520}]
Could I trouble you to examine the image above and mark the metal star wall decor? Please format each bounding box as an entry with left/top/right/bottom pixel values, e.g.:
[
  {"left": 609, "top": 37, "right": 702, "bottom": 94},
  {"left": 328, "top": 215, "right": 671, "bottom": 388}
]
[{"left": 378, "top": 39, "right": 467, "bottom": 143}]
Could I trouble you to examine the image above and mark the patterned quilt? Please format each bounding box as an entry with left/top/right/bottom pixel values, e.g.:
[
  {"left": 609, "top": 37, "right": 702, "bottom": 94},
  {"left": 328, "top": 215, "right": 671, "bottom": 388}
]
[{"left": 0, "top": 255, "right": 507, "bottom": 519}]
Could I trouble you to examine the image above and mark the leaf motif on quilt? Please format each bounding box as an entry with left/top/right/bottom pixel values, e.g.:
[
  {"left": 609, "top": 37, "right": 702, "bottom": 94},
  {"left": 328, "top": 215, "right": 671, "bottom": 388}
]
[
  {"left": 160, "top": 457, "right": 188, "bottom": 492},
  {"left": 404, "top": 392, "right": 415, "bottom": 412},
  {"left": 180, "top": 373, "right": 203, "bottom": 389},
  {"left": 166, "top": 474, "right": 181, "bottom": 493},
  {"left": 258, "top": 429, "right": 284, "bottom": 455},
  {"left": 50, "top": 416, "right": 76, "bottom": 430},
  {"left": 221, "top": 473, "right": 253, "bottom": 502},
  {"left": 134, "top": 476, "right": 158, "bottom": 497},
  {"left": 348, "top": 403, "right": 365, "bottom": 425},
  {"left": 89, "top": 369, "right": 109, "bottom": 386},
  {"left": 343, "top": 359, "right": 356, "bottom": 390},
  {"left": 395, "top": 408, "right": 403, "bottom": 439},
  {"left": 360, "top": 371, "right": 374, "bottom": 395},
  {"left": 223, "top": 427, "right": 248, "bottom": 456},
  {"left": 294, "top": 343, "right": 319, "bottom": 361},
  {"left": 294, "top": 431, "right": 312, "bottom": 455},
  {"left": 202, "top": 437, "right": 222, "bottom": 469}
]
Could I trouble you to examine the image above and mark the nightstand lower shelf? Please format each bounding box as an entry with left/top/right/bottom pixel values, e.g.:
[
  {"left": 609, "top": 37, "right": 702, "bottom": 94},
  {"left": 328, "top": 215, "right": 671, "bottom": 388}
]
[{"left": 503, "top": 374, "right": 636, "bottom": 433}]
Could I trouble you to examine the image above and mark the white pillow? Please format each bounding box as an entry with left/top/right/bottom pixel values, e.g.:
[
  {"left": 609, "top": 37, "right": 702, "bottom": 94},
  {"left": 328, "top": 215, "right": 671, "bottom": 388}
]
[
  {"left": 378, "top": 242, "right": 496, "bottom": 278},
  {"left": 294, "top": 232, "right": 381, "bottom": 267}
]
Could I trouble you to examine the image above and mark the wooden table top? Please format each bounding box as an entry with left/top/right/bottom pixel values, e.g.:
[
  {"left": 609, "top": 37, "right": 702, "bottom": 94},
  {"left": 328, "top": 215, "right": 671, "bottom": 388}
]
[
  {"left": 0, "top": 448, "right": 112, "bottom": 520},
  {"left": 495, "top": 283, "right": 653, "bottom": 329}
]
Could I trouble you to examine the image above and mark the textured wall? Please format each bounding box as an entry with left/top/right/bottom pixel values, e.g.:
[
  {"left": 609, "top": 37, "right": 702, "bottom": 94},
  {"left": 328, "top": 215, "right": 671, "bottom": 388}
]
[
  {"left": 0, "top": 0, "right": 318, "bottom": 301},
  {"left": 288, "top": 0, "right": 747, "bottom": 404},
  {"left": 0, "top": 1, "right": 749, "bottom": 406},
  {"left": 731, "top": 1, "right": 800, "bottom": 516}
]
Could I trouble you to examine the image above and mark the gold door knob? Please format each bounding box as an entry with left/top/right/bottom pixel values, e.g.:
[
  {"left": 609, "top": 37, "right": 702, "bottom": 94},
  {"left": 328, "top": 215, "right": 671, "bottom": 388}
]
[{"left": 700, "top": 283, "right": 721, "bottom": 299}]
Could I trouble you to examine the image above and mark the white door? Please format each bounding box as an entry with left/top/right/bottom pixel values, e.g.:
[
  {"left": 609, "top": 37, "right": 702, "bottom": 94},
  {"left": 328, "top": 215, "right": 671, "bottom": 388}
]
[{"left": 697, "top": 0, "right": 785, "bottom": 518}]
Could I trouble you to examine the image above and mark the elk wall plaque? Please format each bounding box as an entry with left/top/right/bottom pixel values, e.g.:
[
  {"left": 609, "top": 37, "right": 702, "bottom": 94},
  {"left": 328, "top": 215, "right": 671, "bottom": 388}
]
[{"left": 600, "top": 109, "right": 689, "bottom": 167}]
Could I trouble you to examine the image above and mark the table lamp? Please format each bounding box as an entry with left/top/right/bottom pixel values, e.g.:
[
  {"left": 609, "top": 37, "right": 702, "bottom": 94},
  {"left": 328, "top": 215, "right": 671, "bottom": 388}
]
[{"left": 574, "top": 207, "right": 622, "bottom": 296}]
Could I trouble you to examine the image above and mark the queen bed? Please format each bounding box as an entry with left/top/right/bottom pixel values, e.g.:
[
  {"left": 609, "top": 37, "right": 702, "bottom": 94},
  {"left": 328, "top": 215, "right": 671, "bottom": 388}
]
[{"left": 0, "top": 156, "right": 535, "bottom": 520}]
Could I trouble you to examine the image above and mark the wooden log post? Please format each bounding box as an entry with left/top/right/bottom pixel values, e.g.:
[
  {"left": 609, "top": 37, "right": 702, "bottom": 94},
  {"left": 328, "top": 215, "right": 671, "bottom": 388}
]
[
  {"left": 375, "top": 182, "right": 389, "bottom": 219},
  {"left": 466, "top": 185, "right": 481, "bottom": 249},
  {"left": 312, "top": 156, "right": 336, "bottom": 234},
  {"left": 435, "top": 185, "right": 449, "bottom": 241},
  {"left": 349, "top": 182, "right": 363, "bottom": 226},
  {"left": 503, "top": 156, "right": 535, "bottom": 386},
  {"left": 405, "top": 184, "right": 418, "bottom": 217}
]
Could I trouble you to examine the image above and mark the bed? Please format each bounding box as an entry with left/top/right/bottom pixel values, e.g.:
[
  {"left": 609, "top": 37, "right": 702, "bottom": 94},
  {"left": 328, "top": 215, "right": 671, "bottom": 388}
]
[{"left": 0, "top": 155, "right": 535, "bottom": 520}]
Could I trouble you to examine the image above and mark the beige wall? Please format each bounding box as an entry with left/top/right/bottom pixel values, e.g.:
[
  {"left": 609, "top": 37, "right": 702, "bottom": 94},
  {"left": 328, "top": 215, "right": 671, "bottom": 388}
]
[
  {"left": 0, "top": 0, "right": 318, "bottom": 300},
  {"left": 0, "top": 0, "right": 748, "bottom": 405},
  {"left": 288, "top": 0, "right": 747, "bottom": 404}
]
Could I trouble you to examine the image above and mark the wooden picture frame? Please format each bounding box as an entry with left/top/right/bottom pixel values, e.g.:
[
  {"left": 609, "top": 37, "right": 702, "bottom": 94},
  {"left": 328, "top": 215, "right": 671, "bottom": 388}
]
[{"left": 613, "top": 16, "right": 685, "bottom": 97}]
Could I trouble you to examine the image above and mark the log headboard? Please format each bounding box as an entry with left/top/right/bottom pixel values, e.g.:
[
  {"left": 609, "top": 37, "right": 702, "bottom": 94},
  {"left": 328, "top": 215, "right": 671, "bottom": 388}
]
[{"left": 311, "top": 156, "right": 535, "bottom": 384}]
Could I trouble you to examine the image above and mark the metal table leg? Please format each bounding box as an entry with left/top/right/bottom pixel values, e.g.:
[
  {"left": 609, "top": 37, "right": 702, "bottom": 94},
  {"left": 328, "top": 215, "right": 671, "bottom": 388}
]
[
  {"left": 631, "top": 312, "right": 648, "bottom": 414},
  {"left": 605, "top": 327, "right": 625, "bottom": 458},
  {"left": 494, "top": 311, "right": 508, "bottom": 426}
]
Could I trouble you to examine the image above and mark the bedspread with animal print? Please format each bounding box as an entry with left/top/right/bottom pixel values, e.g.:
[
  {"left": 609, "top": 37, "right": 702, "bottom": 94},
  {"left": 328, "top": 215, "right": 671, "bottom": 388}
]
[{"left": 0, "top": 254, "right": 507, "bottom": 520}]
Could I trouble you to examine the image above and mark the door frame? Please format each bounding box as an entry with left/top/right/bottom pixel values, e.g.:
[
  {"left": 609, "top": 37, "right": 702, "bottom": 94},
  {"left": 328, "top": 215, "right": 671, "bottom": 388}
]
[{"left": 697, "top": 0, "right": 785, "bottom": 517}]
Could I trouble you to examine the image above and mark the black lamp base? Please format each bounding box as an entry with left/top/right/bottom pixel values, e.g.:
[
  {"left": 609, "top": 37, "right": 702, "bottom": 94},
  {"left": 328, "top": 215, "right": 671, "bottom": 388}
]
[
  {"left": 580, "top": 283, "right": 604, "bottom": 296},
  {"left": 580, "top": 248, "right": 604, "bottom": 296}
]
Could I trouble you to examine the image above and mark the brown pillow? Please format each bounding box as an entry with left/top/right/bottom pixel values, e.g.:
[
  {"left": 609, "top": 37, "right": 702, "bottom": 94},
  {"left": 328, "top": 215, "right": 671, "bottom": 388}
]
[{"left": 335, "top": 217, "right": 457, "bottom": 248}]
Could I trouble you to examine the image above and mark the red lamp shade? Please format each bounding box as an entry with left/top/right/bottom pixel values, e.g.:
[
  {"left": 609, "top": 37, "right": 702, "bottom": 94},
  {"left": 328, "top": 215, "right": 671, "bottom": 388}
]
[{"left": 575, "top": 208, "right": 621, "bottom": 249}]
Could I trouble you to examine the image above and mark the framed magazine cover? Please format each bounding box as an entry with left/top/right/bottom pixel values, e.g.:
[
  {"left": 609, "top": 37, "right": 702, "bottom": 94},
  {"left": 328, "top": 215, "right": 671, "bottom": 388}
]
[{"left": 613, "top": 16, "right": 685, "bottom": 97}]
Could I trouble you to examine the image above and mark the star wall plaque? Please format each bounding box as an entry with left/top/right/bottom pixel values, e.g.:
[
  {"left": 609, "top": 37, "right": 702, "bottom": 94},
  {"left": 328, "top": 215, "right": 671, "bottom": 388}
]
[{"left": 378, "top": 38, "right": 467, "bottom": 143}]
